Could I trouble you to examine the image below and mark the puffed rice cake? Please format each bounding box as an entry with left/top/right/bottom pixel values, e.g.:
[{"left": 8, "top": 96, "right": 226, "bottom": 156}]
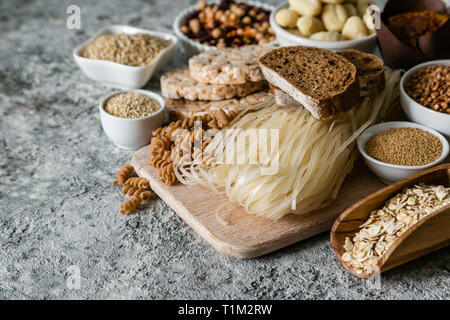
[
  {"left": 161, "top": 66, "right": 267, "bottom": 101},
  {"left": 166, "top": 90, "right": 271, "bottom": 119},
  {"left": 188, "top": 45, "right": 273, "bottom": 85}
]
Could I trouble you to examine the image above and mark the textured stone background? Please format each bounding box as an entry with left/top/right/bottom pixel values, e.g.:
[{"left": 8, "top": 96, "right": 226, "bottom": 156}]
[{"left": 0, "top": 0, "right": 449, "bottom": 300}]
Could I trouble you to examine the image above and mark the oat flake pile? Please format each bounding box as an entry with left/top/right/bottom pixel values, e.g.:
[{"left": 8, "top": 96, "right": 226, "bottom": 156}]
[{"left": 343, "top": 183, "right": 450, "bottom": 274}]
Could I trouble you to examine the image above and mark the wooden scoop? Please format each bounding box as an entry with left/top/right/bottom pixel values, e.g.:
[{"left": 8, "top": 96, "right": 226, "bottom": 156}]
[{"left": 330, "top": 163, "right": 450, "bottom": 279}]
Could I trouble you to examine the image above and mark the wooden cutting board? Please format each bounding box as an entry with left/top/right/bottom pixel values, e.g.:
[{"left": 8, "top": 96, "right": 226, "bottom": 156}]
[{"left": 132, "top": 145, "right": 386, "bottom": 259}]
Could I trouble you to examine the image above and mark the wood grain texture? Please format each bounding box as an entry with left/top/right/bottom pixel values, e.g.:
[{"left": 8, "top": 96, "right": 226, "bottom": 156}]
[
  {"left": 132, "top": 145, "right": 386, "bottom": 259},
  {"left": 330, "top": 164, "right": 450, "bottom": 279}
]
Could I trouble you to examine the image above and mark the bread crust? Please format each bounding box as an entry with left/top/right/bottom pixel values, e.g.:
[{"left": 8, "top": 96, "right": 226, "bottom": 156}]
[
  {"left": 259, "top": 46, "right": 362, "bottom": 120},
  {"left": 161, "top": 66, "right": 267, "bottom": 101}
]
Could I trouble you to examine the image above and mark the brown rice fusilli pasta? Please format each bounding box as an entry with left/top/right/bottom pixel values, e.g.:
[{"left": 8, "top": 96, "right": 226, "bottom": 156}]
[
  {"left": 149, "top": 108, "right": 240, "bottom": 186},
  {"left": 119, "top": 196, "right": 142, "bottom": 215},
  {"left": 125, "top": 177, "right": 150, "bottom": 189},
  {"left": 121, "top": 184, "right": 140, "bottom": 196},
  {"left": 113, "top": 163, "right": 134, "bottom": 186}
]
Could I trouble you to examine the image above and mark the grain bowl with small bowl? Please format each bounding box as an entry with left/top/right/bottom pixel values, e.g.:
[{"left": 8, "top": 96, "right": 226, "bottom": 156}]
[
  {"left": 74, "top": 25, "right": 177, "bottom": 88},
  {"left": 99, "top": 90, "right": 165, "bottom": 150},
  {"left": 270, "top": 0, "right": 381, "bottom": 52},
  {"left": 173, "top": 0, "right": 276, "bottom": 56},
  {"left": 400, "top": 59, "right": 450, "bottom": 138},
  {"left": 357, "top": 122, "right": 449, "bottom": 185}
]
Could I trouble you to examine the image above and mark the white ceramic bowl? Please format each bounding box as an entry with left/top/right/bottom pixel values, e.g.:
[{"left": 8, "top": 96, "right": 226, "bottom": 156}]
[
  {"left": 99, "top": 90, "right": 165, "bottom": 150},
  {"left": 173, "top": 1, "right": 276, "bottom": 56},
  {"left": 270, "top": 1, "right": 379, "bottom": 52},
  {"left": 400, "top": 59, "right": 450, "bottom": 138},
  {"left": 357, "top": 121, "right": 449, "bottom": 184},
  {"left": 74, "top": 25, "right": 177, "bottom": 89}
]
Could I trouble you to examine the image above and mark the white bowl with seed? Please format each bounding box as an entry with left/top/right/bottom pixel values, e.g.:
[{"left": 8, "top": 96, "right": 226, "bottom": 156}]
[
  {"left": 99, "top": 90, "right": 165, "bottom": 150},
  {"left": 74, "top": 25, "right": 177, "bottom": 88},
  {"left": 400, "top": 59, "right": 450, "bottom": 138},
  {"left": 357, "top": 122, "right": 449, "bottom": 184}
]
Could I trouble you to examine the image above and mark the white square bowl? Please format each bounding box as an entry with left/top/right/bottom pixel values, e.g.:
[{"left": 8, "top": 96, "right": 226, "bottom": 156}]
[{"left": 73, "top": 25, "right": 178, "bottom": 88}]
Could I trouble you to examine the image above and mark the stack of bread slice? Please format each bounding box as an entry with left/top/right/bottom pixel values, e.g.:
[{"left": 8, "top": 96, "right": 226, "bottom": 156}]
[
  {"left": 258, "top": 47, "right": 385, "bottom": 120},
  {"left": 161, "top": 45, "right": 272, "bottom": 119}
]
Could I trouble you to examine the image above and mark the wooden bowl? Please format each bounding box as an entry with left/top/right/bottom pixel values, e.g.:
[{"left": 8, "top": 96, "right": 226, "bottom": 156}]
[{"left": 330, "top": 163, "right": 450, "bottom": 279}]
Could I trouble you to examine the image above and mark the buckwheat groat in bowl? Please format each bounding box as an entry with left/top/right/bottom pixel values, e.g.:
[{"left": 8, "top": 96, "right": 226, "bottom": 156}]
[
  {"left": 400, "top": 60, "right": 450, "bottom": 138},
  {"left": 99, "top": 90, "right": 165, "bottom": 150}
]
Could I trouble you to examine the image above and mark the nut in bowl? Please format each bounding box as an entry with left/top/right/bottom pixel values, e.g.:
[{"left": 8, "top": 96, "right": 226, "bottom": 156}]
[
  {"left": 173, "top": 0, "right": 276, "bottom": 56},
  {"left": 400, "top": 59, "right": 450, "bottom": 138},
  {"left": 357, "top": 122, "right": 449, "bottom": 185},
  {"left": 99, "top": 90, "right": 165, "bottom": 150},
  {"left": 270, "top": 0, "right": 381, "bottom": 52},
  {"left": 74, "top": 25, "right": 177, "bottom": 88}
]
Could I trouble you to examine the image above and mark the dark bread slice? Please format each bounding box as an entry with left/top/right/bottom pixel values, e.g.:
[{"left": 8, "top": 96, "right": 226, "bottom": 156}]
[
  {"left": 271, "top": 50, "right": 386, "bottom": 105},
  {"left": 259, "top": 46, "right": 361, "bottom": 120},
  {"left": 336, "top": 49, "right": 385, "bottom": 97}
]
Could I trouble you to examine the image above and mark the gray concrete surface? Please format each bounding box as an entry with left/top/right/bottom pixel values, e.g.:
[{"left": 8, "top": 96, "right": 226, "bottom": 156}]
[{"left": 0, "top": 0, "right": 449, "bottom": 300}]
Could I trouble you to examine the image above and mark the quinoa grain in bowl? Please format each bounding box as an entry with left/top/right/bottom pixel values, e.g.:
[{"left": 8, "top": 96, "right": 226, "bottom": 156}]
[{"left": 104, "top": 92, "right": 161, "bottom": 118}]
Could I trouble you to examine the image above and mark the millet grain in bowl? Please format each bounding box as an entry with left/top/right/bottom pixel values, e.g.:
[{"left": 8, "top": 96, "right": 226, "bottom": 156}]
[
  {"left": 104, "top": 92, "right": 160, "bottom": 119},
  {"left": 81, "top": 33, "right": 172, "bottom": 67},
  {"left": 365, "top": 127, "right": 442, "bottom": 166}
]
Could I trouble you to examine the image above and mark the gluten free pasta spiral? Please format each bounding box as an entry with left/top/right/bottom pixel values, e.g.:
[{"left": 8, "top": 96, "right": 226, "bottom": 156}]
[
  {"left": 121, "top": 184, "right": 140, "bottom": 196},
  {"left": 125, "top": 177, "right": 150, "bottom": 189},
  {"left": 149, "top": 108, "right": 239, "bottom": 186},
  {"left": 158, "top": 163, "right": 177, "bottom": 186},
  {"left": 113, "top": 163, "right": 134, "bottom": 186},
  {"left": 113, "top": 164, "right": 152, "bottom": 215},
  {"left": 120, "top": 196, "right": 142, "bottom": 215},
  {"left": 136, "top": 190, "right": 152, "bottom": 199}
]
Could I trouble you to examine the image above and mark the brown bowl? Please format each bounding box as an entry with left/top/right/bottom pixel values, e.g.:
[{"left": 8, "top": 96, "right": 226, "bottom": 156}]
[{"left": 377, "top": 0, "right": 450, "bottom": 69}]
